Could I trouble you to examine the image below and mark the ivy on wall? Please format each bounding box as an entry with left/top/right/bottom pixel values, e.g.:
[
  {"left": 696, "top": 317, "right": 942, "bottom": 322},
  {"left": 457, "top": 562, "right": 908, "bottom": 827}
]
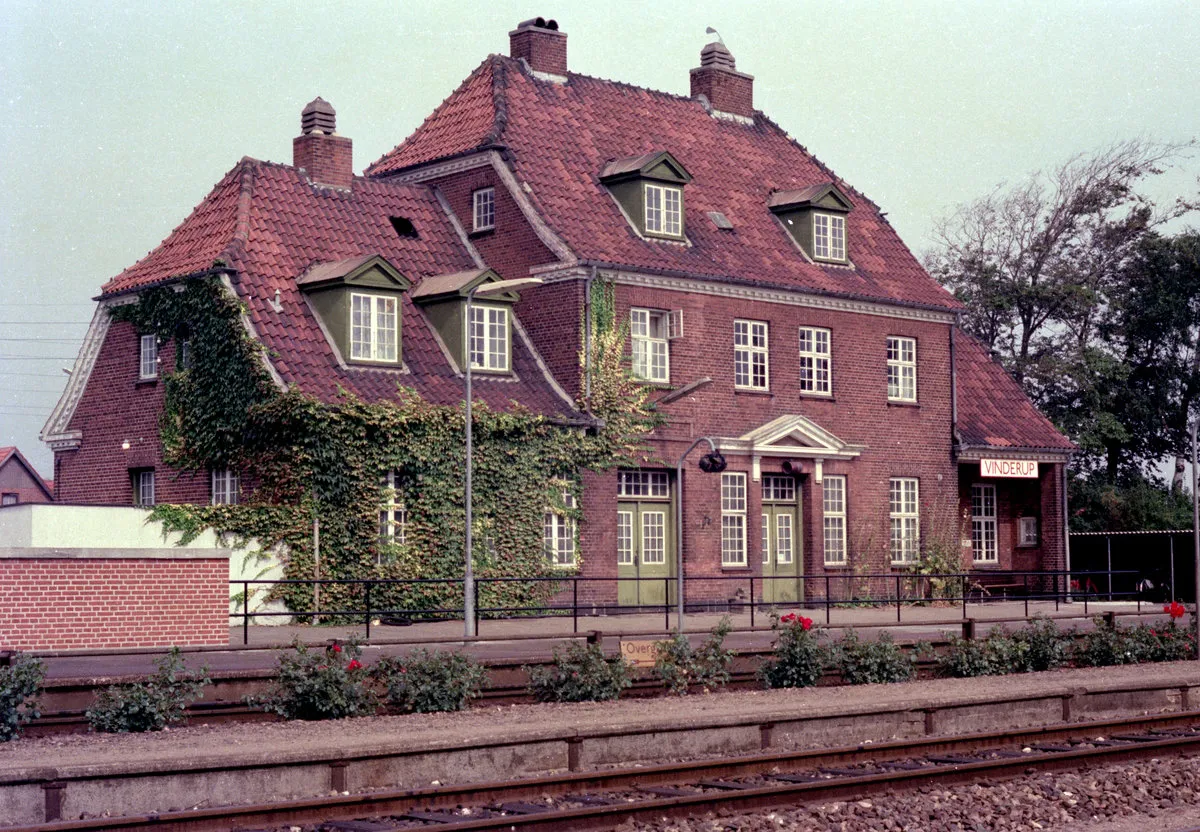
[{"left": 110, "top": 274, "right": 659, "bottom": 619}]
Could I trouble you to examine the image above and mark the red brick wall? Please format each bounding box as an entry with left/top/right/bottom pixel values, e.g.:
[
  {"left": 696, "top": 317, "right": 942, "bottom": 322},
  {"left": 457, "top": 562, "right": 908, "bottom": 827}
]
[
  {"left": 56, "top": 319, "right": 209, "bottom": 506},
  {"left": 292, "top": 133, "right": 353, "bottom": 189},
  {"left": 509, "top": 27, "right": 568, "bottom": 76},
  {"left": 690, "top": 68, "right": 754, "bottom": 118},
  {"left": 0, "top": 557, "right": 228, "bottom": 650}
]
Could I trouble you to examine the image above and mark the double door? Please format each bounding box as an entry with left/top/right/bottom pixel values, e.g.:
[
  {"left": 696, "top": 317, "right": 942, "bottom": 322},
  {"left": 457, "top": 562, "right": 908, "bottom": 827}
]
[
  {"left": 617, "top": 501, "right": 673, "bottom": 607},
  {"left": 762, "top": 475, "right": 803, "bottom": 604}
]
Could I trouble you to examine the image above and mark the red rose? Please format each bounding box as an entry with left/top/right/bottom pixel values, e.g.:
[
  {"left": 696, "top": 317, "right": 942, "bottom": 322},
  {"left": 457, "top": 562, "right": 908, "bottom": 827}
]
[
  {"left": 781, "top": 613, "right": 797, "bottom": 623},
  {"left": 1167, "top": 602, "right": 1186, "bottom": 619},
  {"left": 800, "top": 616, "right": 813, "bottom": 631},
  {"left": 330, "top": 643, "right": 342, "bottom": 653},
  {"left": 346, "top": 659, "right": 363, "bottom": 671}
]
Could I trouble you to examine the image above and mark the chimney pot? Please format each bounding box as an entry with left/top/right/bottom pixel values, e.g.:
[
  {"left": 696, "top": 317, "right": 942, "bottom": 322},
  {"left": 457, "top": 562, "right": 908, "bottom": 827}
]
[
  {"left": 690, "top": 40, "right": 754, "bottom": 119},
  {"left": 510, "top": 17, "right": 568, "bottom": 76},
  {"left": 293, "top": 97, "right": 353, "bottom": 188}
]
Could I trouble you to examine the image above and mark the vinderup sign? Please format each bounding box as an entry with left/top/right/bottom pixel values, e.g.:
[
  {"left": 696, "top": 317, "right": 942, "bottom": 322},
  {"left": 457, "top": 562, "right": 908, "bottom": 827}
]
[{"left": 980, "top": 459, "right": 1039, "bottom": 478}]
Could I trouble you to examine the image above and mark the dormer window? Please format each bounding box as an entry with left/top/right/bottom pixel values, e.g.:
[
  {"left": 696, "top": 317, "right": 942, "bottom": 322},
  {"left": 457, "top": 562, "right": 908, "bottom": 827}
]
[
  {"left": 644, "top": 183, "right": 682, "bottom": 237},
  {"left": 296, "top": 255, "right": 411, "bottom": 368},
  {"left": 469, "top": 305, "right": 510, "bottom": 371},
  {"left": 600, "top": 150, "right": 692, "bottom": 241},
  {"left": 350, "top": 292, "right": 398, "bottom": 362},
  {"left": 769, "top": 182, "right": 853, "bottom": 264},
  {"left": 473, "top": 187, "right": 495, "bottom": 232}
]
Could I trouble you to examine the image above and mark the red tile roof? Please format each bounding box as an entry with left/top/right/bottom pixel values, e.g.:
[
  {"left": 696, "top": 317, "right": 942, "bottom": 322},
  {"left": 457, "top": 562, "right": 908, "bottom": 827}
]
[
  {"left": 955, "top": 332, "right": 1075, "bottom": 453},
  {"left": 369, "top": 56, "right": 962, "bottom": 313},
  {"left": 98, "top": 160, "right": 575, "bottom": 418}
]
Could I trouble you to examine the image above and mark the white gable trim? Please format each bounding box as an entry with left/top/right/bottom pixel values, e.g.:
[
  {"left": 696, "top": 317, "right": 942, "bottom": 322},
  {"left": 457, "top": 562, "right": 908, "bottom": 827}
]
[
  {"left": 715, "top": 414, "right": 864, "bottom": 482},
  {"left": 41, "top": 302, "right": 111, "bottom": 451}
]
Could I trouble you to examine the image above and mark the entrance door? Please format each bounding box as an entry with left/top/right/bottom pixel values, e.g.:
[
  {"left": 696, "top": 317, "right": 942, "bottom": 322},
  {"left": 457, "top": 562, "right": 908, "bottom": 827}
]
[
  {"left": 761, "top": 475, "right": 803, "bottom": 604},
  {"left": 616, "top": 471, "right": 673, "bottom": 608}
]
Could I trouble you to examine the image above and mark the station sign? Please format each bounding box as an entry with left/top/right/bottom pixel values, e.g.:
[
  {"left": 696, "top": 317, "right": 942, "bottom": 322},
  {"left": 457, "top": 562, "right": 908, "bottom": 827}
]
[{"left": 980, "top": 458, "right": 1039, "bottom": 479}]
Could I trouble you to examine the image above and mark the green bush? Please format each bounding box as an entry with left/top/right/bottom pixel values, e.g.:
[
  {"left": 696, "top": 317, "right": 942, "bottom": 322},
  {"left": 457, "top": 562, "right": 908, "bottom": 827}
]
[
  {"left": 374, "top": 649, "right": 486, "bottom": 713},
  {"left": 831, "top": 630, "right": 916, "bottom": 684},
  {"left": 251, "top": 637, "right": 377, "bottom": 720},
  {"left": 526, "top": 641, "right": 631, "bottom": 702},
  {"left": 654, "top": 617, "right": 734, "bottom": 695},
  {"left": 759, "top": 614, "right": 825, "bottom": 689},
  {"left": 1, "top": 653, "right": 45, "bottom": 742},
  {"left": 87, "top": 647, "right": 209, "bottom": 733},
  {"left": 938, "top": 627, "right": 1030, "bottom": 678},
  {"left": 1014, "top": 617, "right": 1071, "bottom": 671}
]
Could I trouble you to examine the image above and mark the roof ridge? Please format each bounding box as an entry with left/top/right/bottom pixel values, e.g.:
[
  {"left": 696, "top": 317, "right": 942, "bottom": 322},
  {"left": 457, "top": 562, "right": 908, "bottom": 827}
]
[{"left": 484, "top": 54, "right": 509, "bottom": 146}]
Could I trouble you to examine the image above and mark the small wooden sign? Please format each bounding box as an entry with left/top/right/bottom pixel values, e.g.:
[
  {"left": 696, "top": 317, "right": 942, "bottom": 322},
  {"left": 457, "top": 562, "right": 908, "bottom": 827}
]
[{"left": 619, "top": 639, "right": 660, "bottom": 667}]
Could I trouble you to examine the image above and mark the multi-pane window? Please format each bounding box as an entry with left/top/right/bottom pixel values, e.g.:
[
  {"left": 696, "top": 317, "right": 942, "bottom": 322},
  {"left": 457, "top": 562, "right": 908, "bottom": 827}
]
[
  {"left": 813, "top": 212, "right": 846, "bottom": 261},
  {"left": 378, "top": 470, "right": 407, "bottom": 553},
  {"left": 2, "top": 493, "right": 18, "bottom": 506},
  {"left": 644, "top": 183, "right": 682, "bottom": 237},
  {"left": 720, "top": 472, "right": 747, "bottom": 567},
  {"left": 889, "top": 477, "right": 920, "bottom": 563},
  {"left": 472, "top": 187, "right": 495, "bottom": 231},
  {"left": 617, "top": 470, "right": 670, "bottom": 498},
  {"left": 887, "top": 336, "right": 917, "bottom": 402},
  {"left": 761, "top": 475, "right": 795, "bottom": 502},
  {"left": 544, "top": 489, "right": 577, "bottom": 567},
  {"left": 971, "top": 484, "right": 998, "bottom": 563},
  {"left": 211, "top": 469, "right": 239, "bottom": 506},
  {"left": 823, "top": 475, "right": 847, "bottom": 565},
  {"left": 133, "top": 470, "right": 155, "bottom": 507},
  {"left": 641, "top": 512, "right": 667, "bottom": 564},
  {"left": 178, "top": 339, "right": 193, "bottom": 371},
  {"left": 350, "top": 293, "right": 398, "bottom": 362},
  {"left": 630, "top": 308, "right": 669, "bottom": 382},
  {"left": 469, "top": 305, "right": 509, "bottom": 371},
  {"left": 798, "top": 327, "right": 832, "bottom": 395},
  {"left": 139, "top": 334, "right": 158, "bottom": 379},
  {"left": 617, "top": 511, "right": 634, "bottom": 565},
  {"left": 734, "top": 320, "right": 769, "bottom": 390},
  {"left": 1019, "top": 516, "right": 1039, "bottom": 547}
]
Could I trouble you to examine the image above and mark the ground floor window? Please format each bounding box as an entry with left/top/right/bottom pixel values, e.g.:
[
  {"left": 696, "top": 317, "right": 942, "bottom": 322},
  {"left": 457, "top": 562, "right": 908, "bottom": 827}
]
[
  {"left": 721, "top": 472, "right": 747, "bottom": 566},
  {"left": 971, "top": 484, "right": 998, "bottom": 563},
  {"left": 211, "top": 469, "right": 239, "bottom": 505},
  {"left": 544, "top": 488, "right": 577, "bottom": 567},
  {"left": 378, "top": 470, "right": 407, "bottom": 562},
  {"left": 889, "top": 477, "right": 919, "bottom": 563},
  {"left": 823, "top": 475, "right": 847, "bottom": 565},
  {"left": 132, "top": 469, "right": 155, "bottom": 506}
]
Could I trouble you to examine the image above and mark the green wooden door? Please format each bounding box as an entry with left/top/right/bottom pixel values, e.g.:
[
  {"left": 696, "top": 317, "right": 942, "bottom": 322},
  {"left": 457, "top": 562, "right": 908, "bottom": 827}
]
[
  {"left": 617, "top": 502, "right": 673, "bottom": 607},
  {"left": 761, "top": 475, "right": 803, "bottom": 604}
]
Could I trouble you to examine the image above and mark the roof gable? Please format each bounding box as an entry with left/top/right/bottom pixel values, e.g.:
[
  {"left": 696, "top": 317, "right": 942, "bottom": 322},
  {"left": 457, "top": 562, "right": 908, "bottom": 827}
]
[
  {"left": 600, "top": 150, "right": 692, "bottom": 185},
  {"left": 768, "top": 182, "right": 853, "bottom": 213},
  {"left": 297, "top": 255, "right": 412, "bottom": 291},
  {"left": 0, "top": 446, "right": 54, "bottom": 501},
  {"left": 736, "top": 414, "right": 862, "bottom": 459},
  {"left": 410, "top": 268, "right": 520, "bottom": 303}
]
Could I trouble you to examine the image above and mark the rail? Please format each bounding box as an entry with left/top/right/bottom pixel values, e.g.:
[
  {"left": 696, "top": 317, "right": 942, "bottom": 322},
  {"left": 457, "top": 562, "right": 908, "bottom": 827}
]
[{"left": 230, "top": 568, "right": 1140, "bottom": 645}]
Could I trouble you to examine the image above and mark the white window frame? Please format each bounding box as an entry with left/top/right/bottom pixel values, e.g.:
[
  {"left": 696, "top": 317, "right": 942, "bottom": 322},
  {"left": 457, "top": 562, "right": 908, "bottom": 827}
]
[
  {"left": 644, "top": 183, "right": 683, "bottom": 237},
  {"left": 134, "top": 470, "right": 155, "bottom": 507},
  {"left": 349, "top": 292, "right": 398, "bottom": 363},
  {"left": 823, "top": 475, "right": 847, "bottom": 565},
  {"left": 886, "top": 336, "right": 917, "bottom": 402},
  {"left": 813, "top": 212, "right": 846, "bottom": 261},
  {"left": 544, "top": 488, "right": 577, "bottom": 568},
  {"left": 1018, "top": 516, "right": 1039, "bottom": 547},
  {"left": 472, "top": 187, "right": 495, "bottom": 232},
  {"left": 617, "top": 470, "right": 670, "bottom": 499},
  {"left": 178, "top": 339, "right": 193, "bottom": 371},
  {"left": 630, "top": 308, "right": 669, "bottom": 382},
  {"left": 468, "top": 304, "right": 510, "bottom": 372},
  {"left": 734, "top": 319, "right": 769, "bottom": 390},
  {"left": 889, "top": 477, "right": 920, "bottom": 564},
  {"left": 1, "top": 493, "right": 18, "bottom": 507},
  {"left": 720, "top": 472, "right": 747, "bottom": 567},
  {"left": 139, "top": 334, "right": 158, "bottom": 380},
  {"left": 378, "top": 470, "right": 407, "bottom": 554},
  {"left": 971, "top": 484, "right": 998, "bottom": 563},
  {"left": 798, "top": 326, "right": 832, "bottom": 395},
  {"left": 211, "top": 469, "right": 239, "bottom": 506}
]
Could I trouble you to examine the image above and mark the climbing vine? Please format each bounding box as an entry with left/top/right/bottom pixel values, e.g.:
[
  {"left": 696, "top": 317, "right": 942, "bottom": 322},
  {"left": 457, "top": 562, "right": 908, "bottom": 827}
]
[{"left": 113, "top": 273, "right": 659, "bottom": 620}]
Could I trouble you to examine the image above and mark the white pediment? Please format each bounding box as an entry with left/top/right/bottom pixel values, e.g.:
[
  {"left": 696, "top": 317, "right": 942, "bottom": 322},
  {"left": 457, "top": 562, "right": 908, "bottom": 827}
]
[{"left": 716, "top": 414, "right": 864, "bottom": 482}]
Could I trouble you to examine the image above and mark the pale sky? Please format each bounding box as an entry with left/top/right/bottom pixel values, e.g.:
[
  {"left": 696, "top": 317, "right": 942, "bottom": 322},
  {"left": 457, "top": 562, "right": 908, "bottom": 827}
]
[{"left": 2, "top": 0, "right": 1198, "bottom": 476}]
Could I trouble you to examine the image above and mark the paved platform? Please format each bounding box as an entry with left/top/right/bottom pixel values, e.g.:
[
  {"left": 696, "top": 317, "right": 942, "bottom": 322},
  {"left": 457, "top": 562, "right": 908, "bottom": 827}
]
[{"left": 31, "top": 600, "right": 1158, "bottom": 683}]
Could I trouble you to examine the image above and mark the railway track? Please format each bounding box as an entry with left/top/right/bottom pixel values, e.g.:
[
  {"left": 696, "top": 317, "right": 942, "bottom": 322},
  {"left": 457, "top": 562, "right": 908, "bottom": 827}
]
[{"left": 19, "top": 710, "right": 1200, "bottom": 832}]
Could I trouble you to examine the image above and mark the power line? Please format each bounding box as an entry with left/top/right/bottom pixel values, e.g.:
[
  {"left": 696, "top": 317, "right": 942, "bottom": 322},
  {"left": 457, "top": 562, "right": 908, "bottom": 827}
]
[
  {"left": 0, "top": 356, "right": 78, "bottom": 360},
  {"left": 0, "top": 372, "right": 69, "bottom": 378},
  {"left": 0, "top": 321, "right": 90, "bottom": 326},
  {"left": 0, "top": 339, "right": 82, "bottom": 343}
]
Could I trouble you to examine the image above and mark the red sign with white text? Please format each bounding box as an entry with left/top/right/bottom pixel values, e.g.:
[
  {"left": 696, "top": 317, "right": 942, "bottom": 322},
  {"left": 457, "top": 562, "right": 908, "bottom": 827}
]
[{"left": 980, "top": 459, "right": 1039, "bottom": 479}]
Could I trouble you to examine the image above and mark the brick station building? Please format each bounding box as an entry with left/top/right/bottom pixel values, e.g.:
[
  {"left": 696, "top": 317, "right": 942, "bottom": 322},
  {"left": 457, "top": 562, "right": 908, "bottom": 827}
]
[{"left": 44, "top": 18, "right": 1073, "bottom": 609}]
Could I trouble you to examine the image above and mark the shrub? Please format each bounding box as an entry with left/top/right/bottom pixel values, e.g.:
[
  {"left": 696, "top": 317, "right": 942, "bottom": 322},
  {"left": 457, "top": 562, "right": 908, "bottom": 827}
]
[
  {"left": 760, "top": 613, "right": 825, "bottom": 689},
  {"left": 251, "top": 637, "right": 377, "bottom": 720},
  {"left": 654, "top": 617, "right": 734, "bottom": 695},
  {"left": 831, "top": 630, "right": 915, "bottom": 684},
  {"left": 938, "top": 627, "right": 1030, "bottom": 678},
  {"left": 87, "top": 647, "right": 209, "bottom": 733},
  {"left": 375, "top": 649, "right": 486, "bottom": 713},
  {"left": 1014, "top": 617, "right": 1071, "bottom": 671},
  {"left": 1, "top": 653, "right": 45, "bottom": 742},
  {"left": 526, "top": 641, "right": 631, "bottom": 703}
]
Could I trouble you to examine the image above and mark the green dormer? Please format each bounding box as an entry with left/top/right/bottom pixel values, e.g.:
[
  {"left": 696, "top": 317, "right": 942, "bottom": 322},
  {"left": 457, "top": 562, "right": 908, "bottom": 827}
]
[
  {"left": 769, "top": 183, "right": 853, "bottom": 264},
  {"left": 410, "top": 268, "right": 521, "bottom": 374},
  {"left": 600, "top": 151, "right": 692, "bottom": 240},
  {"left": 299, "top": 255, "right": 412, "bottom": 367}
]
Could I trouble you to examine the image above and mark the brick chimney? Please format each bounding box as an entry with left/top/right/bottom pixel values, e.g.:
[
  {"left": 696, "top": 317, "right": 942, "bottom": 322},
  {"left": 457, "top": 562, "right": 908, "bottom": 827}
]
[
  {"left": 690, "top": 41, "right": 755, "bottom": 119},
  {"left": 509, "top": 17, "right": 567, "bottom": 76},
  {"left": 292, "top": 97, "right": 353, "bottom": 189}
]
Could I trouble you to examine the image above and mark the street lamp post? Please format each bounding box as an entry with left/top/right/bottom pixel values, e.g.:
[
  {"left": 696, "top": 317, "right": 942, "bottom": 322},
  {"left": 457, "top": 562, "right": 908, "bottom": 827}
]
[
  {"left": 1191, "top": 418, "right": 1199, "bottom": 660},
  {"left": 674, "top": 437, "right": 726, "bottom": 632},
  {"left": 463, "top": 276, "right": 543, "bottom": 639}
]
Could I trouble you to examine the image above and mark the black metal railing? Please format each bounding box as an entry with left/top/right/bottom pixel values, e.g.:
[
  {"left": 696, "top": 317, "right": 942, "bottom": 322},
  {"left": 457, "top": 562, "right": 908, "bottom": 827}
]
[{"left": 230, "top": 568, "right": 1141, "bottom": 645}]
